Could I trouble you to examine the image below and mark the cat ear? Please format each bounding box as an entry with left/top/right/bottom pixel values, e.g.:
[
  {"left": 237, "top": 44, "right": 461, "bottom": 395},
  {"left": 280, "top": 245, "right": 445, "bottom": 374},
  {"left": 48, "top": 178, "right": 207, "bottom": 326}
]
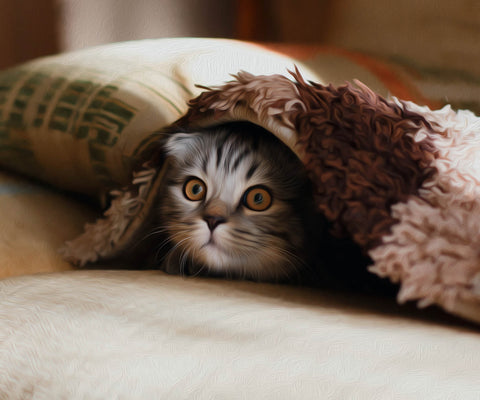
[{"left": 164, "top": 132, "right": 201, "bottom": 158}]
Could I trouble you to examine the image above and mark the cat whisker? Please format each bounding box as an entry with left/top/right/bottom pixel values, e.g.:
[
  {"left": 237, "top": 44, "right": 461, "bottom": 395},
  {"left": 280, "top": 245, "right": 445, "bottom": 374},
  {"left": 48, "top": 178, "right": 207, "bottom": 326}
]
[
  {"left": 272, "top": 246, "right": 309, "bottom": 281},
  {"left": 140, "top": 227, "right": 169, "bottom": 243},
  {"left": 179, "top": 245, "right": 197, "bottom": 277},
  {"left": 191, "top": 264, "right": 207, "bottom": 278},
  {"left": 189, "top": 247, "right": 208, "bottom": 278},
  {"left": 178, "top": 249, "right": 187, "bottom": 276},
  {"left": 154, "top": 239, "right": 173, "bottom": 265},
  {"left": 153, "top": 231, "right": 186, "bottom": 262},
  {"left": 228, "top": 232, "right": 261, "bottom": 247},
  {"left": 156, "top": 235, "right": 190, "bottom": 271}
]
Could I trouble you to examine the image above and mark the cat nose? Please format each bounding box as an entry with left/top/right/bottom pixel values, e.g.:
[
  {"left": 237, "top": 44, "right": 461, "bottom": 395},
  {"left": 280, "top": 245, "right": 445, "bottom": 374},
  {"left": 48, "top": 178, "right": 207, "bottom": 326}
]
[{"left": 203, "top": 215, "right": 226, "bottom": 231}]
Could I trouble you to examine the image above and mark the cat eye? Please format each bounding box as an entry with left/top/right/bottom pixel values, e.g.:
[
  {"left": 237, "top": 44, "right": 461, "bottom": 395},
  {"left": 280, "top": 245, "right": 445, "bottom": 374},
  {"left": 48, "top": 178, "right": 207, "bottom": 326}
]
[
  {"left": 243, "top": 186, "right": 272, "bottom": 211},
  {"left": 183, "top": 177, "right": 207, "bottom": 201}
]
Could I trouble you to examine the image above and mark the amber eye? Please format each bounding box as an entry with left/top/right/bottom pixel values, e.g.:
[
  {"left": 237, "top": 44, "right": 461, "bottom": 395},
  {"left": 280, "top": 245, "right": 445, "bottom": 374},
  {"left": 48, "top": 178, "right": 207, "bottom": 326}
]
[
  {"left": 243, "top": 186, "right": 272, "bottom": 211},
  {"left": 183, "top": 177, "right": 207, "bottom": 201}
]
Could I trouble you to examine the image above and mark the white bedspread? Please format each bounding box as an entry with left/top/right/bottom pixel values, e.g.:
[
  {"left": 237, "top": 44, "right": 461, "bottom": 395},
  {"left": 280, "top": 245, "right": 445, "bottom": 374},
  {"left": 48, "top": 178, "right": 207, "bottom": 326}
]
[{"left": 1, "top": 270, "right": 479, "bottom": 399}]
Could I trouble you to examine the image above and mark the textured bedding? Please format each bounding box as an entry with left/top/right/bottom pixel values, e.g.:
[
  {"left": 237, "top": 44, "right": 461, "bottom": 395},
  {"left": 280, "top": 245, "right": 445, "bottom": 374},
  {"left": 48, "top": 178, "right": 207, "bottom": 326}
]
[
  {"left": 1, "top": 37, "right": 480, "bottom": 398},
  {"left": 0, "top": 170, "right": 95, "bottom": 278},
  {"left": 0, "top": 270, "right": 479, "bottom": 399}
]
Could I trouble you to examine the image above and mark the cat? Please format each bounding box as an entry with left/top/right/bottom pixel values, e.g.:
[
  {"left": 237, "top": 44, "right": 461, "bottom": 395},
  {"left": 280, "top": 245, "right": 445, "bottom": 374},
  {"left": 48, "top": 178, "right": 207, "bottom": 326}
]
[
  {"left": 113, "top": 122, "right": 394, "bottom": 294},
  {"left": 155, "top": 122, "right": 314, "bottom": 282}
]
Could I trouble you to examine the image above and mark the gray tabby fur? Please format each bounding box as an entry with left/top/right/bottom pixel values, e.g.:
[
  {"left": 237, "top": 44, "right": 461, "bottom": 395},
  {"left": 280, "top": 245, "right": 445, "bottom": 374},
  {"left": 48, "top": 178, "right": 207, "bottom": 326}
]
[{"left": 157, "top": 123, "right": 312, "bottom": 281}]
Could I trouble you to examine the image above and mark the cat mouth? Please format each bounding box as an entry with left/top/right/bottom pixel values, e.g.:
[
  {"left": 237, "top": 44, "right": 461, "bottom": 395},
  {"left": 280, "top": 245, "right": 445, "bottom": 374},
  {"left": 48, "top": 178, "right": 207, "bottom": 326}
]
[
  {"left": 201, "top": 237, "right": 218, "bottom": 248},
  {"left": 200, "top": 235, "right": 225, "bottom": 252}
]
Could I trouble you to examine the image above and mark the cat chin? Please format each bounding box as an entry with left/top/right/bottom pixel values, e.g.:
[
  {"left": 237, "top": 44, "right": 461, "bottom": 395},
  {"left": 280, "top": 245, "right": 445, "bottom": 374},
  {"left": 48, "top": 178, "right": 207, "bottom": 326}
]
[
  {"left": 168, "top": 224, "right": 300, "bottom": 281},
  {"left": 198, "top": 246, "right": 292, "bottom": 281},
  {"left": 198, "top": 243, "right": 238, "bottom": 269}
]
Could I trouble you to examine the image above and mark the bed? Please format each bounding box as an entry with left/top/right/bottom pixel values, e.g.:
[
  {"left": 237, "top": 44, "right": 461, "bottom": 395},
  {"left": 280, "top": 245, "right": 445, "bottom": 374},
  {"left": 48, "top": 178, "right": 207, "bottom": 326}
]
[{"left": 1, "top": 38, "right": 480, "bottom": 399}]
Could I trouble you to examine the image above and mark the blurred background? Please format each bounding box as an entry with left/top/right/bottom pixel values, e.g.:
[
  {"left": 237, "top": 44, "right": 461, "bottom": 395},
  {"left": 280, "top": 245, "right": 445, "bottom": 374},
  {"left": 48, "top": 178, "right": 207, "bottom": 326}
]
[{"left": 0, "top": 0, "right": 479, "bottom": 76}]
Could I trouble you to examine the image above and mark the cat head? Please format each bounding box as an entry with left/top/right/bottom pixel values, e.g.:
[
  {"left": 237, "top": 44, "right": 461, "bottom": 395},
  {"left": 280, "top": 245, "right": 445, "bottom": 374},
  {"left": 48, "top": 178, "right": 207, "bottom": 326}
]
[{"left": 159, "top": 123, "right": 310, "bottom": 281}]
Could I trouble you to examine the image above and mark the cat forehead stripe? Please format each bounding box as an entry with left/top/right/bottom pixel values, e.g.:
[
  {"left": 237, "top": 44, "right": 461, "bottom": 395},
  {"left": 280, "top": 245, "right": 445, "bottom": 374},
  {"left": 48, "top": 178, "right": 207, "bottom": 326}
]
[
  {"left": 201, "top": 155, "right": 208, "bottom": 173},
  {"left": 215, "top": 135, "right": 253, "bottom": 174},
  {"left": 246, "top": 163, "right": 259, "bottom": 180},
  {"left": 231, "top": 148, "right": 251, "bottom": 173},
  {"left": 215, "top": 140, "right": 225, "bottom": 168}
]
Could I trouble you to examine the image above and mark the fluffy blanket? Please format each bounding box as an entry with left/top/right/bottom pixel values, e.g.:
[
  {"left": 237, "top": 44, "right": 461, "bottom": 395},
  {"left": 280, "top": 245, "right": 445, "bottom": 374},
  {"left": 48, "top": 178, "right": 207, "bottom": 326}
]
[
  {"left": 1, "top": 38, "right": 479, "bottom": 325},
  {"left": 167, "top": 70, "right": 480, "bottom": 325}
]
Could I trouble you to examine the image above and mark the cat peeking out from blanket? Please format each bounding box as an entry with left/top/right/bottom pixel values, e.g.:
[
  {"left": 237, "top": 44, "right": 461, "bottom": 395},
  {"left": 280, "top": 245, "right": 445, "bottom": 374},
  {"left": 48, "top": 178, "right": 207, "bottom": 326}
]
[
  {"left": 134, "top": 122, "right": 383, "bottom": 293},
  {"left": 156, "top": 122, "right": 312, "bottom": 282}
]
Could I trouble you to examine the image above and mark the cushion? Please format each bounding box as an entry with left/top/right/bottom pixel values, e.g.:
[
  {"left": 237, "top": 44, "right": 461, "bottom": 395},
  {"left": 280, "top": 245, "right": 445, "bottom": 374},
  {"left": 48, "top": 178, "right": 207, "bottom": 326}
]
[{"left": 1, "top": 270, "right": 479, "bottom": 399}]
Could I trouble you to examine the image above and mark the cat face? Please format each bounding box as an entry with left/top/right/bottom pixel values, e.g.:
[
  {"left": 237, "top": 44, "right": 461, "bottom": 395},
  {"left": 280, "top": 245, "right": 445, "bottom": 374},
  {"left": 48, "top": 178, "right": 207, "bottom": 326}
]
[{"left": 159, "top": 124, "right": 309, "bottom": 281}]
